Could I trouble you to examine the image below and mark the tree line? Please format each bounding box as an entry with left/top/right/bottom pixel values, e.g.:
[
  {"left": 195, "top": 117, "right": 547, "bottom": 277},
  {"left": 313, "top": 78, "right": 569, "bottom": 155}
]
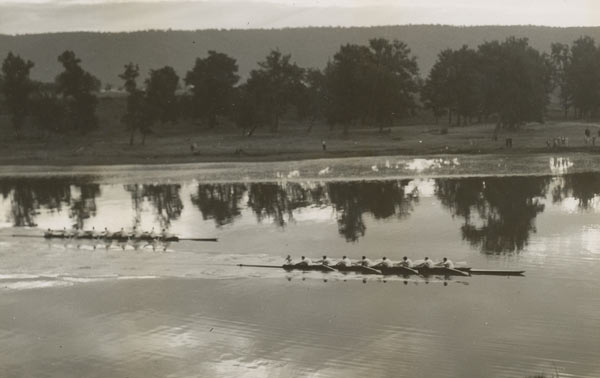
[{"left": 1, "top": 35, "right": 600, "bottom": 141}]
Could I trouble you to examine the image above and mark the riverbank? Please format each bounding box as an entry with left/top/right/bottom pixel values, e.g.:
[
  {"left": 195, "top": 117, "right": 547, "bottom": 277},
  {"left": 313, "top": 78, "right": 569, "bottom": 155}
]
[{"left": 0, "top": 120, "right": 599, "bottom": 166}]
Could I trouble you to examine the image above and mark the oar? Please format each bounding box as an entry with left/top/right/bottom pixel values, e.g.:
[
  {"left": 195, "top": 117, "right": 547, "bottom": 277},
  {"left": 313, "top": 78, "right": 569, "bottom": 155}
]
[
  {"left": 360, "top": 266, "right": 383, "bottom": 275},
  {"left": 178, "top": 237, "right": 218, "bottom": 242},
  {"left": 11, "top": 234, "right": 48, "bottom": 238},
  {"left": 321, "top": 265, "right": 338, "bottom": 272},
  {"left": 238, "top": 264, "right": 282, "bottom": 269},
  {"left": 398, "top": 266, "right": 420, "bottom": 275}
]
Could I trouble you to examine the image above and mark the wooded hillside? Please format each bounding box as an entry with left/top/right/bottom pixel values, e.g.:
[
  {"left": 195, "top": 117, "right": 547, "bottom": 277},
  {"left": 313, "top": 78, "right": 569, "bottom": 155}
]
[{"left": 2, "top": 25, "right": 600, "bottom": 87}]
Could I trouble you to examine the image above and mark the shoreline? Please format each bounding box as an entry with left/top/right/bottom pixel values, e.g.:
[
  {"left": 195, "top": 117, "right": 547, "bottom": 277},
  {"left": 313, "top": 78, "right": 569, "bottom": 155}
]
[{"left": 1, "top": 121, "right": 599, "bottom": 167}]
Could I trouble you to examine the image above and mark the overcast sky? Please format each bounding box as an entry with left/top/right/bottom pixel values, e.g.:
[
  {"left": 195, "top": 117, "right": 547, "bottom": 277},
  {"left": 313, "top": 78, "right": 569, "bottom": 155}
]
[{"left": 0, "top": 0, "right": 599, "bottom": 34}]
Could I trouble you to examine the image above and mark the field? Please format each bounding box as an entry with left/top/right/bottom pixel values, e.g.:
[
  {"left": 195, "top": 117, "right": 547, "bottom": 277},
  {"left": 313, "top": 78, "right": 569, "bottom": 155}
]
[{"left": 1, "top": 96, "right": 600, "bottom": 165}]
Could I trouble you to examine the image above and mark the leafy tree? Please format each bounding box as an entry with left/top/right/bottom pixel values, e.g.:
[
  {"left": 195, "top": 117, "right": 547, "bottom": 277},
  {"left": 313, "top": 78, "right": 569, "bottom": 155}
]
[
  {"left": 30, "top": 91, "right": 65, "bottom": 135},
  {"left": 478, "top": 37, "right": 551, "bottom": 129},
  {"left": 1, "top": 52, "right": 34, "bottom": 137},
  {"left": 232, "top": 84, "right": 264, "bottom": 136},
  {"left": 145, "top": 66, "right": 180, "bottom": 126},
  {"left": 296, "top": 68, "right": 328, "bottom": 133},
  {"left": 567, "top": 36, "right": 600, "bottom": 118},
  {"left": 325, "top": 39, "right": 420, "bottom": 133},
  {"left": 549, "top": 43, "right": 573, "bottom": 118},
  {"left": 247, "top": 50, "right": 304, "bottom": 132},
  {"left": 367, "top": 38, "right": 420, "bottom": 132},
  {"left": 324, "top": 44, "right": 372, "bottom": 133},
  {"left": 184, "top": 51, "right": 239, "bottom": 127},
  {"left": 55, "top": 50, "right": 100, "bottom": 133},
  {"left": 119, "top": 63, "right": 151, "bottom": 145}
]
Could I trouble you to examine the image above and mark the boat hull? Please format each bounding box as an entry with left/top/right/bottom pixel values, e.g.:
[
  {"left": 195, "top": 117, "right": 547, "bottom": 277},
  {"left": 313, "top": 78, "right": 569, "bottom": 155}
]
[{"left": 282, "top": 265, "right": 524, "bottom": 276}]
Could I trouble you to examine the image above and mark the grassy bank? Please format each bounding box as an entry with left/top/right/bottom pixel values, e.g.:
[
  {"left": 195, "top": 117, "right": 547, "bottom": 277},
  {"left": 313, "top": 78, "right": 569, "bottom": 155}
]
[{"left": 1, "top": 97, "right": 600, "bottom": 165}]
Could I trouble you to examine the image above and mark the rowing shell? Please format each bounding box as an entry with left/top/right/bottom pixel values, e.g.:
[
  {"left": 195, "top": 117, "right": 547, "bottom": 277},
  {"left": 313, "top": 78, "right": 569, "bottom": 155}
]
[{"left": 238, "top": 264, "right": 525, "bottom": 276}]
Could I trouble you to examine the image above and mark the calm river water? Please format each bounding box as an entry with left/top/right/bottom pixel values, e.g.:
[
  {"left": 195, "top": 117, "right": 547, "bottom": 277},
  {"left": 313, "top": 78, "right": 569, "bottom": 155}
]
[{"left": 1, "top": 158, "right": 599, "bottom": 378}]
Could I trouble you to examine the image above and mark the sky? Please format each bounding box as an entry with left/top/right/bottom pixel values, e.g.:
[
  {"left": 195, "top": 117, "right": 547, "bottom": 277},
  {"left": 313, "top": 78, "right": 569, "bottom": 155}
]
[{"left": 0, "top": 0, "right": 599, "bottom": 34}]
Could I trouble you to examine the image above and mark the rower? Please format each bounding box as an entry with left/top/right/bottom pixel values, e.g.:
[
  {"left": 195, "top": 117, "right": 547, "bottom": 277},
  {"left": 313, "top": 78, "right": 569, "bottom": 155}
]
[
  {"left": 436, "top": 257, "right": 455, "bottom": 269},
  {"left": 335, "top": 255, "right": 352, "bottom": 267},
  {"left": 284, "top": 255, "right": 293, "bottom": 265},
  {"left": 398, "top": 256, "right": 413, "bottom": 268},
  {"left": 416, "top": 257, "right": 435, "bottom": 268},
  {"left": 314, "top": 255, "right": 333, "bottom": 266},
  {"left": 374, "top": 257, "right": 393, "bottom": 268},
  {"left": 295, "top": 256, "right": 312, "bottom": 266},
  {"left": 356, "top": 256, "right": 373, "bottom": 267}
]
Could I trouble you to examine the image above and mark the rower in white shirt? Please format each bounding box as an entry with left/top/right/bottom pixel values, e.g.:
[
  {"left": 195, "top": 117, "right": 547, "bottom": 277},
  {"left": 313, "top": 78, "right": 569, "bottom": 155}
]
[
  {"left": 436, "top": 257, "right": 454, "bottom": 269},
  {"left": 374, "top": 257, "right": 393, "bottom": 268},
  {"left": 314, "top": 255, "right": 333, "bottom": 266},
  {"left": 335, "top": 255, "right": 352, "bottom": 267},
  {"left": 295, "top": 256, "right": 312, "bottom": 266},
  {"left": 416, "top": 256, "right": 435, "bottom": 268},
  {"left": 356, "top": 256, "right": 373, "bottom": 267},
  {"left": 398, "top": 256, "right": 413, "bottom": 268}
]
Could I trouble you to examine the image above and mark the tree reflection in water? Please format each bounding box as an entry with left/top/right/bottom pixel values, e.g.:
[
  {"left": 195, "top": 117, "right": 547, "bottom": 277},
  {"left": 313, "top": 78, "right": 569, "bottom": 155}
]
[
  {"left": 5, "top": 174, "right": 600, "bottom": 249},
  {"left": 0, "top": 177, "right": 97, "bottom": 227},
  {"left": 192, "top": 180, "right": 418, "bottom": 241},
  {"left": 191, "top": 184, "right": 246, "bottom": 226},
  {"left": 125, "top": 184, "right": 183, "bottom": 229},
  {"left": 551, "top": 172, "right": 600, "bottom": 210},
  {"left": 327, "top": 180, "right": 418, "bottom": 242},
  {"left": 435, "top": 176, "right": 550, "bottom": 253}
]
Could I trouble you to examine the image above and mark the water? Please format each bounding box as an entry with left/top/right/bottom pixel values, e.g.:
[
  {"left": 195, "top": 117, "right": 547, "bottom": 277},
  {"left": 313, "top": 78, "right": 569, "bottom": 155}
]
[{"left": 1, "top": 159, "right": 600, "bottom": 378}]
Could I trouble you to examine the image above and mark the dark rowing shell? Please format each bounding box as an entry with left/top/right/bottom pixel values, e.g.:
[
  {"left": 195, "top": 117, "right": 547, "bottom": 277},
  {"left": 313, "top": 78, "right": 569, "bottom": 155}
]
[
  {"left": 43, "top": 233, "right": 179, "bottom": 242},
  {"left": 283, "top": 264, "right": 474, "bottom": 276},
  {"left": 281, "top": 265, "right": 525, "bottom": 276}
]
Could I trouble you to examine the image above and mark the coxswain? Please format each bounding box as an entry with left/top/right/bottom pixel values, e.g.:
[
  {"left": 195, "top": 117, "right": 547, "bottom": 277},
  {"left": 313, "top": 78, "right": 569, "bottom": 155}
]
[
  {"left": 374, "top": 257, "right": 393, "bottom": 268},
  {"left": 398, "top": 256, "right": 413, "bottom": 268},
  {"left": 284, "top": 255, "right": 293, "bottom": 265},
  {"left": 436, "top": 257, "right": 455, "bottom": 269},
  {"left": 416, "top": 257, "right": 435, "bottom": 268},
  {"left": 295, "top": 256, "right": 312, "bottom": 266},
  {"left": 356, "top": 256, "right": 373, "bottom": 267},
  {"left": 335, "top": 255, "right": 352, "bottom": 267},
  {"left": 315, "top": 255, "right": 333, "bottom": 266}
]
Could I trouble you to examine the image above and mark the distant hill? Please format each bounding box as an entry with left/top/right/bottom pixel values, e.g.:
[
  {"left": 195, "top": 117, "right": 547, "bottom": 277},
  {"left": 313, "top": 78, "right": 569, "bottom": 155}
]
[{"left": 2, "top": 25, "right": 600, "bottom": 87}]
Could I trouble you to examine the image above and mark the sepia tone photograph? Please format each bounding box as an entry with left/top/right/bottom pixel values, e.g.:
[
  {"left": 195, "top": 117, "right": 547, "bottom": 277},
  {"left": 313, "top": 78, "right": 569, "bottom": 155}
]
[{"left": 1, "top": 1, "right": 599, "bottom": 377}]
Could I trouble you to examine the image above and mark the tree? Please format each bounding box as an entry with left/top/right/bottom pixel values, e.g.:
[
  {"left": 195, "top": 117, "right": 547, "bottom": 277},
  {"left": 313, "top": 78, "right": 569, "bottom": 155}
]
[
  {"left": 549, "top": 43, "right": 573, "bottom": 118},
  {"left": 119, "top": 63, "right": 151, "bottom": 145},
  {"left": 55, "top": 50, "right": 100, "bottom": 133},
  {"left": 478, "top": 37, "right": 551, "bottom": 129},
  {"left": 567, "top": 36, "right": 600, "bottom": 119},
  {"left": 325, "top": 39, "right": 420, "bottom": 133},
  {"left": 145, "top": 66, "right": 180, "bottom": 125},
  {"left": 423, "top": 46, "right": 483, "bottom": 126},
  {"left": 324, "top": 44, "right": 372, "bottom": 133},
  {"left": 185, "top": 51, "right": 239, "bottom": 127},
  {"left": 367, "top": 38, "right": 420, "bottom": 132},
  {"left": 247, "top": 50, "right": 304, "bottom": 132},
  {"left": 233, "top": 84, "right": 264, "bottom": 136},
  {"left": 296, "top": 68, "right": 328, "bottom": 133},
  {"left": 1, "top": 52, "right": 35, "bottom": 137}
]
